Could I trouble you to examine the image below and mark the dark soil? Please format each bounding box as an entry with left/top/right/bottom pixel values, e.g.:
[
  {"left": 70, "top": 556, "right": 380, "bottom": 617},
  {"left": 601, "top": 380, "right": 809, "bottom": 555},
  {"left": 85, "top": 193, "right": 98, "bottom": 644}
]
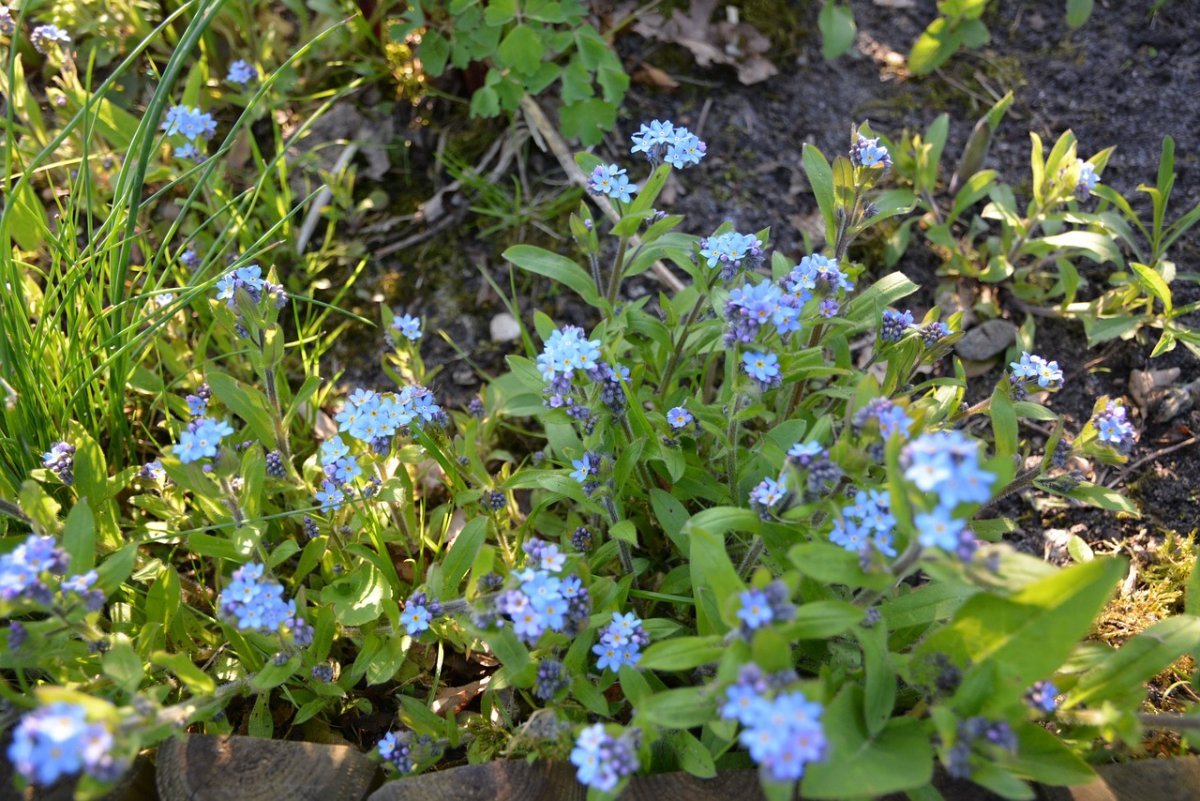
[{"left": 325, "top": 0, "right": 1200, "bottom": 553}]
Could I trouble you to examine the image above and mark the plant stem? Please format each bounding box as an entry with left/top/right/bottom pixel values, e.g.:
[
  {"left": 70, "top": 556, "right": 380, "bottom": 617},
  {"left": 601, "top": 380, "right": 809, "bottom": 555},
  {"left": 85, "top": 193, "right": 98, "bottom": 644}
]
[
  {"left": 976, "top": 466, "right": 1042, "bottom": 515},
  {"left": 606, "top": 235, "right": 630, "bottom": 308},
  {"left": 658, "top": 289, "right": 708, "bottom": 398},
  {"left": 737, "top": 536, "right": 765, "bottom": 580},
  {"left": 854, "top": 540, "right": 924, "bottom": 608},
  {"left": 589, "top": 251, "right": 603, "bottom": 296},
  {"left": 726, "top": 397, "right": 742, "bottom": 498}
]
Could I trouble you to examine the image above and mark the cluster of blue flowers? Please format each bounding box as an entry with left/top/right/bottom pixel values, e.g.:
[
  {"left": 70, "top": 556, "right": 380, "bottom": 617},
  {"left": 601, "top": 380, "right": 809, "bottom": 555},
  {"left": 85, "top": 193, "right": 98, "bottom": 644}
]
[
  {"left": 400, "top": 590, "right": 443, "bottom": 636},
  {"left": 217, "top": 562, "right": 308, "bottom": 640},
  {"left": 391, "top": 313, "right": 422, "bottom": 342},
  {"left": 725, "top": 282, "right": 795, "bottom": 344},
  {"left": 1092, "top": 399, "right": 1135, "bottom": 454},
  {"left": 742, "top": 350, "right": 781, "bottom": 390},
  {"left": 162, "top": 104, "right": 218, "bottom": 161},
  {"left": 1025, "top": 679, "right": 1059, "bottom": 714},
  {"left": 377, "top": 728, "right": 441, "bottom": 774},
  {"left": 7, "top": 703, "right": 117, "bottom": 786},
  {"left": 0, "top": 7, "right": 13, "bottom": 34},
  {"left": 853, "top": 397, "right": 912, "bottom": 440},
  {"left": 334, "top": 385, "right": 442, "bottom": 447},
  {"left": 720, "top": 664, "right": 827, "bottom": 781},
  {"left": 881, "top": 308, "right": 916, "bottom": 343},
  {"left": 30, "top": 23, "right": 71, "bottom": 54},
  {"left": 587, "top": 164, "right": 638, "bottom": 203},
  {"left": 314, "top": 434, "right": 363, "bottom": 511},
  {"left": 592, "top": 611, "right": 648, "bottom": 672},
  {"left": 1009, "top": 351, "right": 1064, "bottom": 395},
  {"left": 175, "top": 417, "right": 235, "bottom": 464},
  {"left": 534, "top": 658, "right": 569, "bottom": 701},
  {"left": 570, "top": 724, "right": 640, "bottom": 792},
  {"left": 850, "top": 133, "right": 891, "bottom": 171},
  {"left": 830, "top": 488, "right": 898, "bottom": 560},
  {"left": 788, "top": 439, "right": 843, "bottom": 497},
  {"left": 138, "top": 460, "right": 167, "bottom": 483},
  {"left": 185, "top": 383, "right": 210, "bottom": 417},
  {"left": 468, "top": 538, "right": 590, "bottom": 644},
  {"left": 718, "top": 252, "right": 856, "bottom": 390},
  {"left": 749, "top": 474, "right": 787, "bottom": 517},
  {"left": 701, "top": 230, "right": 764, "bottom": 281},
  {"left": 630, "top": 119, "right": 706, "bottom": 169},
  {"left": 902, "top": 431, "right": 996, "bottom": 560},
  {"left": 734, "top": 582, "right": 795, "bottom": 635},
  {"left": 214, "top": 265, "right": 288, "bottom": 327},
  {"left": 1074, "top": 159, "right": 1099, "bottom": 200},
  {"left": 0, "top": 534, "right": 101, "bottom": 611},
  {"left": 226, "top": 59, "right": 257, "bottom": 85},
  {"left": 945, "top": 716, "right": 1016, "bottom": 780},
  {"left": 41, "top": 440, "right": 75, "bottom": 485},
  {"left": 537, "top": 325, "right": 628, "bottom": 422}
]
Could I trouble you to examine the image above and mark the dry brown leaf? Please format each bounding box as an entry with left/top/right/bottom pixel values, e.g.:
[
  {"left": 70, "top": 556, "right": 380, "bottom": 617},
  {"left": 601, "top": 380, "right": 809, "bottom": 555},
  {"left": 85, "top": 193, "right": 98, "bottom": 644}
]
[
  {"left": 633, "top": 63, "right": 680, "bottom": 89},
  {"left": 632, "top": 0, "right": 778, "bottom": 85}
]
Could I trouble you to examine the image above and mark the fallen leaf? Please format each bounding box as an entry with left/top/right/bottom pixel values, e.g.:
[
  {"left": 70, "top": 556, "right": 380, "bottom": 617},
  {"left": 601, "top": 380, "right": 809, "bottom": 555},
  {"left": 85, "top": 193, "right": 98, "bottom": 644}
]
[{"left": 633, "top": 64, "right": 681, "bottom": 89}]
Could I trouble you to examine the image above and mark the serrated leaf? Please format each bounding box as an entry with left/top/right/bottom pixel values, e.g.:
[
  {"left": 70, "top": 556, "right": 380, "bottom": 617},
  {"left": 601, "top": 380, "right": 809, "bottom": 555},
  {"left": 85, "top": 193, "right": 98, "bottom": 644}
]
[{"left": 497, "top": 24, "right": 543, "bottom": 75}]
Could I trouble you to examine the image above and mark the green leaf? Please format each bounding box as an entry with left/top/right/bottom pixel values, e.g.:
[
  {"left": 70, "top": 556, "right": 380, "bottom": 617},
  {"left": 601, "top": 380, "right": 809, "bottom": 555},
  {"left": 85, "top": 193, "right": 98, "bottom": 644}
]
[
  {"left": 639, "top": 636, "right": 727, "bottom": 671},
  {"left": 1131, "top": 262, "right": 1173, "bottom": 314},
  {"left": 650, "top": 489, "right": 690, "bottom": 552},
  {"left": 1039, "top": 231, "right": 1122, "bottom": 265},
  {"left": 818, "top": 2, "right": 856, "bottom": 59},
  {"left": 881, "top": 582, "right": 976, "bottom": 630},
  {"left": 790, "top": 542, "right": 892, "bottom": 590},
  {"left": 920, "top": 558, "right": 1126, "bottom": 701},
  {"left": 152, "top": 652, "right": 215, "bottom": 694},
  {"left": 102, "top": 641, "right": 144, "bottom": 696},
  {"left": 419, "top": 29, "right": 450, "bottom": 75},
  {"left": 778, "top": 600, "right": 864, "bottom": 640},
  {"left": 488, "top": 627, "right": 532, "bottom": 673},
  {"left": 1065, "top": 0, "right": 1094, "bottom": 28},
  {"left": 248, "top": 692, "right": 273, "bottom": 738},
  {"left": 1012, "top": 723, "right": 1095, "bottom": 785},
  {"left": 990, "top": 387, "right": 1018, "bottom": 458},
  {"left": 94, "top": 543, "right": 137, "bottom": 594},
  {"left": 503, "top": 244, "right": 600, "bottom": 306},
  {"left": 803, "top": 144, "right": 836, "bottom": 243},
  {"left": 497, "top": 24, "right": 544, "bottom": 75},
  {"left": 908, "top": 17, "right": 964, "bottom": 75},
  {"left": 252, "top": 653, "right": 300, "bottom": 690},
  {"left": 319, "top": 564, "right": 391, "bottom": 626},
  {"left": 635, "top": 687, "right": 715, "bottom": 729},
  {"left": 803, "top": 687, "right": 933, "bottom": 798},
  {"left": 669, "top": 730, "right": 717, "bottom": 778},
  {"left": 469, "top": 86, "right": 501, "bottom": 118},
  {"left": 1035, "top": 480, "right": 1139, "bottom": 516},
  {"left": 572, "top": 673, "right": 610, "bottom": 715},
  {"left": 444, "top": 517, "right": 488, "bottom": 593},
  {"left": 206, "top": 372, "right": 277, "bottom": 447},
  {"left": 559, "top": 99, "right": 617, "bottom": 147},
  {"left": 1065, "top": 616, "right": 1200, "bottom": 709},
  {"left": 857, "top": 624, "right": 895, "bottom": 735},
  {"left": 482, "top": 0, "right": 515, "bottom": 25},
  {"left": 62, "top": 500, "right": 95, "bottom": 573}
]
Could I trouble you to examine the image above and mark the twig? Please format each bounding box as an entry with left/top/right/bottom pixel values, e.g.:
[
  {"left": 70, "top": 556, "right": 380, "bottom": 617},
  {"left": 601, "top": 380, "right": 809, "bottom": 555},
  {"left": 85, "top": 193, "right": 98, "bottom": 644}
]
[
  {"left": 1136, "top": 712, "right": 1200, "bottom": 732},
  {"left": 1115, "top": 436, "right": 1198, "bottom": 482},
  {"left": 518, "top": 94, "right": 686, "bottom": 293}
]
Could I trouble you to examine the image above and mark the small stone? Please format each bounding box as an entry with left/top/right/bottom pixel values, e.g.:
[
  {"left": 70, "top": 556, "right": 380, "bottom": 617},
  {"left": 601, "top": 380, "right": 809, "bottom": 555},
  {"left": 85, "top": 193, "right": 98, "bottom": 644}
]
[
  {"left": 490, "top": 313, "right": 521, "bottom": 343},
  {"left": 953, "top": 319, "right": 1017, "bottom": 362}
]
